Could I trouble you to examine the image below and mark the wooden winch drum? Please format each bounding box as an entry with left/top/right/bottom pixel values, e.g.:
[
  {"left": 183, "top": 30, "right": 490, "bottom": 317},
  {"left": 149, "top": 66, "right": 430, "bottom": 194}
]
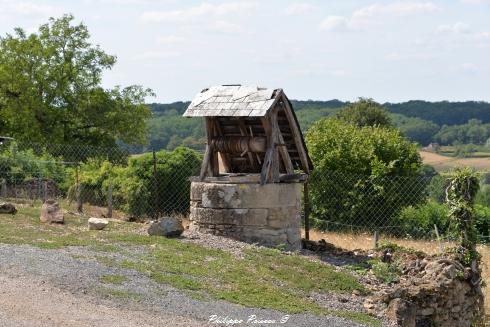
[{"left": 211, "top": 136, "right": 266, "bottom": 153}]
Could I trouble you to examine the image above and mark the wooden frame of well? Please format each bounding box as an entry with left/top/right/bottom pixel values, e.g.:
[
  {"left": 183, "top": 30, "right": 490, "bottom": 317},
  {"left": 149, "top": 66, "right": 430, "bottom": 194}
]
[{"left": 183, "top": 85, "right": 312, "bottom": 250}]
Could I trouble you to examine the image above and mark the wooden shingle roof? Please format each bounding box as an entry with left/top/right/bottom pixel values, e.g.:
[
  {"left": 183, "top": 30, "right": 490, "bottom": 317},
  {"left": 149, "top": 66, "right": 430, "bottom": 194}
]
[{"left": 183, "top": 85, "right": 279, "bottom": 117}]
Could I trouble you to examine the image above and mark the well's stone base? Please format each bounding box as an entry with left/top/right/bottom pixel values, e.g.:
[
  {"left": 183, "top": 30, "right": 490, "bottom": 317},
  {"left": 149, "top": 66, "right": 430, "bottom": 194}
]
[{"left": 189, "top": 181, "right": 301, "bottom": 250}]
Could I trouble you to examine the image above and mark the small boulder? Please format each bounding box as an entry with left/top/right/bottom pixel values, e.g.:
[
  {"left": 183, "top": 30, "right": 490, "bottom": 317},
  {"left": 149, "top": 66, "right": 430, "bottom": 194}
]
[
  {"left": 40, "top": 200, "right": 64, "bottom": 224},
  {"left": 0, "top": 202, "right": 17, "bottom": 215},
  {"left": 88, "top": 217, "right": 109, "bottom": 230},
  {"left": 148, "top": 217, "right": 184, "bottom": 237}
]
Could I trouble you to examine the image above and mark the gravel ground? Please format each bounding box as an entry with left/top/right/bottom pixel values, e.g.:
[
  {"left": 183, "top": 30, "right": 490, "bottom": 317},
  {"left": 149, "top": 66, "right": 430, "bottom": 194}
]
[{"left": 0, "top": 242, "right": 374, "bottom": 327}]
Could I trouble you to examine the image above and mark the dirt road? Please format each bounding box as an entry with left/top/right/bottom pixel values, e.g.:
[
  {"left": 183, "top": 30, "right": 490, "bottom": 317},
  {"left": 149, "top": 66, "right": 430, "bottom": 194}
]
[{"left": 0, "top": 274, "right": 203, "bottom": 327}]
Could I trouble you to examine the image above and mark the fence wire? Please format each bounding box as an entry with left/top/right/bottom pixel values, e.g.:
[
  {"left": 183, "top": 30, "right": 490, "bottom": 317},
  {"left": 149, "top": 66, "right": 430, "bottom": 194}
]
[{"left": 0, "top": 140, "right": 489, "bottom": 245}]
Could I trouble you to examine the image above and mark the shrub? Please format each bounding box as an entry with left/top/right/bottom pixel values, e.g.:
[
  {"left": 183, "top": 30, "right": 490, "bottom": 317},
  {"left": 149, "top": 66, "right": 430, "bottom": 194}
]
[
  {"left": 395, "top": 200, "right": 449, "bottom": 238},
  {"left": 75, "top": 147, "right": 202, "bottom": 218},
  {"left": 0, "top": 142, "right": 68, "bottom": 190},
  {"left": 305, "top": 118, "right": 424, "bottom": 229}
]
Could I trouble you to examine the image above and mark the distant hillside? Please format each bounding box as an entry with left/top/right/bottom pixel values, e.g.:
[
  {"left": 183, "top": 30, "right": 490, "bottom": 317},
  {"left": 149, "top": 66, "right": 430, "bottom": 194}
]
[
  {"left": 146, "top": 100, "right": 490, "bottom": 151},
  {"left": 384, "top": 100, "right": 490, "bottom": 125}
]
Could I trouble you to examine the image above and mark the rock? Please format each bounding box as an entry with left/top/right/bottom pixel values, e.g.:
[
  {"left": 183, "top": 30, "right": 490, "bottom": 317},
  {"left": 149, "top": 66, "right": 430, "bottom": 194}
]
[
  {"left": 386, "top": 298, "right": 416, "bottom": 327},
  {"left": 40, "top": 200, "right": 64, "bottom": 224},
  {"left": 148, "top": 217, "right": 184, "bottom": 237},
  {"left": 420, "top": 307, "right": 434, "bottom": 316},
  {"left": 0, "top": 202, "right": 17, "bottom": 214},
  {"left": 88, "top": 217, "right": 109, "bottom": 230}
]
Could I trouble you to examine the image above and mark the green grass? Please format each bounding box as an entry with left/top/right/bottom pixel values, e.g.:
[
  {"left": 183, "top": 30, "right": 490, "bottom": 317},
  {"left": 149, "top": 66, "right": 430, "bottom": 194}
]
[
  {"left": 100, "top": 274, "right": 127, "bottom": 284},
  {"left": 98, "top": 287, "right": 142, "bottom": 301},
  {"left": 0, "top": 205, "right": 380, "bottom": 326}
]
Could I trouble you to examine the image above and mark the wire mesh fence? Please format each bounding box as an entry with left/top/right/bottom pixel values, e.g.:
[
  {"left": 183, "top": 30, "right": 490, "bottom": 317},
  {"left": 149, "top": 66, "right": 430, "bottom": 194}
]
[{"left": 0, "top": 139, "right": 489, "bottom": 245}]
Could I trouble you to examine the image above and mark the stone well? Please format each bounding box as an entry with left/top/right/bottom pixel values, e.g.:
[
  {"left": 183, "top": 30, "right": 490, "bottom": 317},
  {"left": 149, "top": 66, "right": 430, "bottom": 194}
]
[{"left": 189, "top": 180, "right": 302, "bottom": 250}]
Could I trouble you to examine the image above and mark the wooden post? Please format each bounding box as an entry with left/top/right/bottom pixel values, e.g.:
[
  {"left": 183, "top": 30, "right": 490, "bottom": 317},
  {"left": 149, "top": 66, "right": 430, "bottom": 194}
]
[
  {"left": 1, "top": 179, "right": 6, "bottom": 198},
  {"left": 107, "top": 182, "right": 113, "bottom": 218},
  {"left": 42, "top": 181, "right": 48, "bottom": 203},
  {"left": 304, "top": 181, "right": 310, "bottom": 241},
  {"left": 373, "top": 231, "right": 379, "bottom": 249}
]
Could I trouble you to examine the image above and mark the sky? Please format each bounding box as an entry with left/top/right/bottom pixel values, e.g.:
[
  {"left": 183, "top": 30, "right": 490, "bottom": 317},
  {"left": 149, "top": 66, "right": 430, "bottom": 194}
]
[{"left": 0, "top": 0, "right": 489, "bottom": 103}]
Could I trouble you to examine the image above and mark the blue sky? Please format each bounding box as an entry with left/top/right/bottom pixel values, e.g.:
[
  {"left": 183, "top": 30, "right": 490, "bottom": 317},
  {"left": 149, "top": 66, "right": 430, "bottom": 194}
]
[{"left": 0, "top": 0, "right": 489, "bottom": 103}]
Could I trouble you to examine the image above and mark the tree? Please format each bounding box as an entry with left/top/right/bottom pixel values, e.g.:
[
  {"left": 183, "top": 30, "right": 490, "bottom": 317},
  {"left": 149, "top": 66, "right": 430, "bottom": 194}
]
[
  {"left": 305, "top": 118, "right": 424, "bottom": 229},
  {"left": 0, "top": 15, "right": 153, "bottom": 147},
  {"left": 391, "top": 114, "right": 440, "bottom": 146},
  {"left": 335, "top": 98, "right": 392, "bottom": 128}
]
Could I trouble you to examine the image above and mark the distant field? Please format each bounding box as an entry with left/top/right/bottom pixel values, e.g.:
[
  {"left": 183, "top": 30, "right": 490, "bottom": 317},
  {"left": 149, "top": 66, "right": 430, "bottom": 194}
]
[{"left": 420, "top": 150, "right": 490, "bottom": 171}]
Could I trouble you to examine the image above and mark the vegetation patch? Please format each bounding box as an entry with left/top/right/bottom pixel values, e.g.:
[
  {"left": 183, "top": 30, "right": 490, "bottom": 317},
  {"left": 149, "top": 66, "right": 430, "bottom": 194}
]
[
  {"left": 100, "top": 274, "right": 127, "bottom": 285},
  {"left": 0, "top": 206, "right": 378, "bottom": 326}
]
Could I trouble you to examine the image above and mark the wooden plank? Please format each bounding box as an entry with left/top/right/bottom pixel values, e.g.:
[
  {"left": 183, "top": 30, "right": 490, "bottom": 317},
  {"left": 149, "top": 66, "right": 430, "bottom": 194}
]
[
  {"left": 280, "top": 97, "right": 310, "bottom": 174},
  {"left": 269, "top": 106, "right": 280, "bottom": 182},
  {"left": 213, "top": 119, "right": 232, "bottom": 173},
  {"left": 200, "top": 145, "right": 212, "bottom": 181},
  {"left": 277, "top": 129, "right": 294, "bottom": 174},
  {"left": 260, "top": 114, "right": 273, "bottom": 184}
]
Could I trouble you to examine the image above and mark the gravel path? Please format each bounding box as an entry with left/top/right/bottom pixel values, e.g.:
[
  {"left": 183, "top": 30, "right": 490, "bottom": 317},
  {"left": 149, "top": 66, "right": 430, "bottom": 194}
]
[{"left": 0, "top": 243, "right": 369, "bottom": 327}]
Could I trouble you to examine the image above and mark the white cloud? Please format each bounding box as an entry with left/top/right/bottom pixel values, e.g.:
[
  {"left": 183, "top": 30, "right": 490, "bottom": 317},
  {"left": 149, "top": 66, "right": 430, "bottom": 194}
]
[
  {"left": 386, "top": 52, "right": 437, "bottom": 60},
  {"left": 460, "top": 62, "right": 478, "bottom": 72},
  {"left": 157, "top": 35, "right": 186, "bottom": 45},
  {"left": 208, "top": 20, "right": 241, "bottom": 34},
  {"left": 319, "top": 16, "right": 349, "bottom": 31},
  {"left": 0, "top": 0, "right": 61, "bottom": 16},
  {"left": 284, "top": 3, "right": 313, "bottom": 15},
  {"left": 352, "top": 1, "right": 437, "bottom": 20},
  {"left": 460, "top": 0, "right": 490, "bottom": 4},
  {"left": 320, "top": 1, "right": 438, "bottom": 31},
  {"left": 436, "top": 22, "right": 471, "bottom": 34},
  {"left": 133, "top": 50, "right": 180, "bottom": 60},
  {"left": 140, "top": 1, "right": 258, "bottom": 23}
]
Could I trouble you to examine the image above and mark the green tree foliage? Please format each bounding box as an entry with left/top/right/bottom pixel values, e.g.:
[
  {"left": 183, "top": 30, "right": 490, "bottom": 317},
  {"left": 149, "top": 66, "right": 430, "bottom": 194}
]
[
  {"left": 392, "top": 114, "right": 440, "bottom": 146},
  {"left": 335, "top": 98, "right": 392, "bottom": 128},
  {"left": 305, "top": 118, "right": 423, "bottom": 229},
  {"left": 0, "top": 142, "right": 67, "bottom": 186},
  {"left": 385, "top": 100, "right": 490, "bottom": 125},
  {"left": 434, "top": 119, "right": 490, "bottom": 146},
  {"left": 75, "top": 147, "right": 202, "bottom": 217},
  {"left": 0, "top": 15, "right": 153, "bottom": 146}
]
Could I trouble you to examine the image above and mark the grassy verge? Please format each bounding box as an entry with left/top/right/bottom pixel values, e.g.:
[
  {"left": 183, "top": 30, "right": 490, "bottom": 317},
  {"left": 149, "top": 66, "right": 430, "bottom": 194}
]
[{"left": 0, "top": 205, "right": 379, "bottom": 326}]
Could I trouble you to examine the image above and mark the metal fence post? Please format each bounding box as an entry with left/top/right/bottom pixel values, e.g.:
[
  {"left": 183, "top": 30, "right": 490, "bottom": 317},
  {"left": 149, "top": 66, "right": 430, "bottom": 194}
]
[
  {"left": 152, "top": 150, "right": 158, "bottom": 219},
  {"left": 304, "top": 181, "right": 310, "bottom": 241},
  {"left": 76, "top": 165, "right": 83, "bottom": 213},
  {"left": 1, "top": 179, "right": 6, "bottom": 198},
  {"left": 107, "top": 182, "right": 113, "bottom": 218}
]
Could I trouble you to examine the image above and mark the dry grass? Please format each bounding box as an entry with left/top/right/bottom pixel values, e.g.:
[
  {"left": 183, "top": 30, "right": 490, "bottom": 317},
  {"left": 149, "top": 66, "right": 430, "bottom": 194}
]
[
  {"left": 420, "top": 150, "right": 490, "bottom": 172},
  {"left": 303, "top": 228, "right": 490, "bottom": 320}
]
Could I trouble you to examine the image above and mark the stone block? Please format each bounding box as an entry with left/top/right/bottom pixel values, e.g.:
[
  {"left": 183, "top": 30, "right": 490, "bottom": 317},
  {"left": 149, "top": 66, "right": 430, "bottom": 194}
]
[
  {"left": 191, "top": 182, "right": 301, "bottom": 209},
  {"left": 190, "top": 207, "right": 268, "bottom": 226}
]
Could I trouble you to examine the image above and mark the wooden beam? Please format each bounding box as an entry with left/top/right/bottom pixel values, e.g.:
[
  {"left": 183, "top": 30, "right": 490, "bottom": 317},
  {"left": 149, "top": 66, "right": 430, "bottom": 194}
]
[
  {"left": 277, "top": 126, "right": 294, "bottom": 174},
  {"left": 280, "top": 97, "right": 310, "bottom": 174},
  {"left": 213, "top": 119, "right": 232, "bottom": 173}
]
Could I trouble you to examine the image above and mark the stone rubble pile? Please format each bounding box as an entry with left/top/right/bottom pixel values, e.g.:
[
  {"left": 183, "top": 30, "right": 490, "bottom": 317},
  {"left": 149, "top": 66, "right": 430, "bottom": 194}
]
[{"left": 364, "top": 256, "right": 484, "bottom": 327}]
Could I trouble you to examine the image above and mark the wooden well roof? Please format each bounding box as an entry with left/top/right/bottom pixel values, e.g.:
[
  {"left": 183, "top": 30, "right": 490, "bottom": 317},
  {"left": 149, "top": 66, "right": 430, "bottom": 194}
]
[
  {"left": 184, "top": 85, "right": 313, "bottom": 179},
  {"left": 183, "top": 85, "right": 278, "bottom": 117}
]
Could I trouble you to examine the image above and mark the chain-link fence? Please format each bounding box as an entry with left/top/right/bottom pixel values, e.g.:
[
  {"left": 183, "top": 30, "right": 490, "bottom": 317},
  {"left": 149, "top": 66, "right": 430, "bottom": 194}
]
[{"left": 1, "top": 140, "right": 490, "bottom": 244}]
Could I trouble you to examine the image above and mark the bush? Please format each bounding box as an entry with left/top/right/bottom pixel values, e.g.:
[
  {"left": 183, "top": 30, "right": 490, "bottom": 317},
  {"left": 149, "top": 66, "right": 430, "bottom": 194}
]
[
  {"left": 75, "top": 147, "right": 202, "bottom": 218},
  {"left": 395, "top": 200, "right": 449, "bottom": 238},
  {"left": 305, "top": 118, "right": 424, "bottom": 229},
  {"left": 0, "top": 142, "right": 68, "bottom": 189}
]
